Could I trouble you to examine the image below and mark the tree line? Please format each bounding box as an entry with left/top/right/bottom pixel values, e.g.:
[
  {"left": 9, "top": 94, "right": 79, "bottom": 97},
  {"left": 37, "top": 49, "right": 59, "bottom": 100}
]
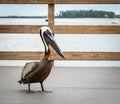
[
  {"left": 57, "top": 10, "right": 118, "bottom": 18},
  {"left": 1, "top": 10, "right": 119, "bottom": 18}
]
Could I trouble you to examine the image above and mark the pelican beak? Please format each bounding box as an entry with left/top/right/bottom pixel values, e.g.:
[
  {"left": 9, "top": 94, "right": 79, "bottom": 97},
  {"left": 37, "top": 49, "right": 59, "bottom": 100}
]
[{"left": 44, "top": 30, "right": 64, "bottom": 58}]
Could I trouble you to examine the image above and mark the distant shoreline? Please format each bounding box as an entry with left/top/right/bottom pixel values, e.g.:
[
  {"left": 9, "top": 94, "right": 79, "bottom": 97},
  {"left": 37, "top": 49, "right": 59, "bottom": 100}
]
[
  {"left": 0, "top": 10, "right": 120, "bottom": 18},
  {"left": 0, "top": 16, "right": 45, "bottom": 18},
  {"left": 0, "top": 16, "right": 119, "bottom": 18}
]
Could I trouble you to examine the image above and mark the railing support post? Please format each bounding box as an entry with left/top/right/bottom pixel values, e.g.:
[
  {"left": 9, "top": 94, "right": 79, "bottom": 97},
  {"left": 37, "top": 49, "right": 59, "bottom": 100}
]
[{"left": 48, "top": 4, "right": 55, "bottom": 32}]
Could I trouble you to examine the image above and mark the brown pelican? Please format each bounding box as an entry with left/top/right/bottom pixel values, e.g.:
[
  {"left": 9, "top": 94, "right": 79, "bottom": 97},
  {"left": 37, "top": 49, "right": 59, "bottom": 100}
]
[{"left": 18, "top": 26, "right": 64, "bottom": 92}]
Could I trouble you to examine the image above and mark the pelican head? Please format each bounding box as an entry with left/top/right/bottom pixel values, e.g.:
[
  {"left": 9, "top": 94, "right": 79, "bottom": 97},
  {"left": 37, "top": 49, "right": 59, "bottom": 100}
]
[{"left": 40, "top": 26, "right": 64, "bottom": 58}]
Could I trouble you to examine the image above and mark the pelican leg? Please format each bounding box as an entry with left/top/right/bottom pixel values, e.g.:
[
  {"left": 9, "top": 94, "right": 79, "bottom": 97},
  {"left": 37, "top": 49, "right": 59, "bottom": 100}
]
[
  {"left": 40, "top": 82, "right": 52, "bottom": 93},
  {"left": 28, "top": 82, "right": 31, "bottom": 92},
  {"left": 27, "top": 82, "right": 35, "bottom": 93},
  {"left": 40, "top": 82, "right": 45, "bottom": 91}
]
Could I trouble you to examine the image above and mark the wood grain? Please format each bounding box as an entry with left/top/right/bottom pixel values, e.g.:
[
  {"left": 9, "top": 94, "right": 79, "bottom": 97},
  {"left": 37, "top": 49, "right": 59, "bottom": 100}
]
[
  {"left": 48, "top": 4, "right": 55, "bottom": 32},
  {"left": 0, "top": 0, "right": 54, "bottom": 4},
  {"left": 55, "top": 25, "right": 120, "bottom": 34},
  {"left": 0, "top": 0, "right": 119, "bottom": 4},
  {"left": 0, "top": 25, "right": 43, "bottom": 33},
  {"left": 0, "top": 51, "right": 120, "bottom": 60},
  {"left": 0, "top": 25, "right": 120, "bottom": 34},
  {"left": 54, "top": 0, "right": 120, "bottom": 4}
]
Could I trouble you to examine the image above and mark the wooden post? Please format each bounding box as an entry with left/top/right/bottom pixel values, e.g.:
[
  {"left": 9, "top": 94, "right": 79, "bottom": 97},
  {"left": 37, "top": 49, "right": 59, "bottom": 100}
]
[
  {"left": 48, "top": 4, "right": 55, "bottom": 60},
  {"left": 48, "top": 4, "right": 54, "bottom": 32}
]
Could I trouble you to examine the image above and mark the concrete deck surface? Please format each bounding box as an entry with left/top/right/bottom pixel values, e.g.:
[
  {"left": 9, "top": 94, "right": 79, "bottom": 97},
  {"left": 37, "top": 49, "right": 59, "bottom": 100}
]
[{"left": 0, "top": 66, "right": 120, "bottom": 104}]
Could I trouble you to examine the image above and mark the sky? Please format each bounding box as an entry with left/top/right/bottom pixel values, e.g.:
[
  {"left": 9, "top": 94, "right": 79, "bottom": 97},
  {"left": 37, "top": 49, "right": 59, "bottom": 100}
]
[{"left": 0, "top": 4, "right": 120, "bottom": 16}]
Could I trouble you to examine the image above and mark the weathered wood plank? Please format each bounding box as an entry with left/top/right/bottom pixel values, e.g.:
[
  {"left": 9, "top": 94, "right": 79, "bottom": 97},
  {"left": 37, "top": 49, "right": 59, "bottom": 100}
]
[
  {"left": 55, "top": 25, "right": 120, "bottom": 34},
  {"left": 48, "top": 4, "right": 55, "bottom": 54},
  {"left": 0, "top": 51, "right": 44, "bottom": 60},
  {"left": 48, "top": 4, "right": 55, "bottom": 32},
  {"left": 55, "top": 0, "right": 120, "bottom": 4},
  {"left": 0, "top": 0, "right": 119, "bottom": 4},
  {"left": 0, "top": 25, "right": 120, "bottom": 34},
  {"left": 0, "top": 0, "right": 54, "bottom": 4},
  {"left": 0, "top": 25, "right": 43, "bottom": 33},
  {"left": 0, "top": 52, "right": 120, "bottom": 60},
  {"left": 60, "top": 52, "right": 120, "bottom": 60}
]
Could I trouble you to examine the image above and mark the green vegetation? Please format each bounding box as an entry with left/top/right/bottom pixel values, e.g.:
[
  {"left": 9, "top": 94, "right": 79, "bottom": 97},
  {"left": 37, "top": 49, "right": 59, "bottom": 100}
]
[
  {"left": 116, "top": 14, "right": 120, "bottom": 18},
  {"left": 0, "top": 10, "right": 119, "bottom": 18},
  {"left": 56, "top": 10, "right": 118, "bottom": 18}
]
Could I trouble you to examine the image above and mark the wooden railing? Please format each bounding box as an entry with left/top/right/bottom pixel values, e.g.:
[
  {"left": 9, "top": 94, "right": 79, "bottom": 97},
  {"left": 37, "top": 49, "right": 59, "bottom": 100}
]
[
  {"left": 0, "top": 0, "right": 120, "bottom": 60},
  {"left": 0, "top": 0, "right": 120, "bottom": 4}
]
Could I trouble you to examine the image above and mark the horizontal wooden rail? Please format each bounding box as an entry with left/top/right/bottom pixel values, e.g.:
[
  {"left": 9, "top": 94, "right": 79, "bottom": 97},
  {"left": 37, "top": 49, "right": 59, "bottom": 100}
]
[
  {"left": 0, "top": 0, "right": 120, "bottom": 4},
  {"left": 0, "top": 51, "right": 120, "bottom": 60},
  {"left": 0, "top": 25, "right": 120, "bottom": 34},
  {"left": 55, "top": 0, "right": 120, "bottom": 4},
  {"left": 0, "top": 25, "right": 42, "bottom": 33},
  {"left": 55, "top": 25, "right": 120, "bottom": 34}
]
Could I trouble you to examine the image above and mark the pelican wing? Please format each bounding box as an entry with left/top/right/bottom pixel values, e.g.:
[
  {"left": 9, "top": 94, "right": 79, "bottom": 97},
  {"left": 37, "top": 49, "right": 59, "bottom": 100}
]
[{"left": 21, "top": 62, "right": 39, "bottom": 79}]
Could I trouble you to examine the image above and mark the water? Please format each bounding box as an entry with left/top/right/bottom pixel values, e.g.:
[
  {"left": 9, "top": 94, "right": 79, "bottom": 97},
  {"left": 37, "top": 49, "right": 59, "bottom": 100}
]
[
  {"left": 55, "top": 18, "right": 120, "bottom": 25},
  {"left": 0, "top": 18, "right": 120, "bottom": 25},
  {"left": 0, "top": 18, "right": 47, "bottom": 25},
  {"left": 0, "top": 18, "right": 120, "bottom": 67}
]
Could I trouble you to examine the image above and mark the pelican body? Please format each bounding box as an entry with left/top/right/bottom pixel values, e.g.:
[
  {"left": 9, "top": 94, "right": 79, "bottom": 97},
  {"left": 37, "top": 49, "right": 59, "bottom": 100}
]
[{"left": 18, "top": 26, "right": 64, "bottom": 92}]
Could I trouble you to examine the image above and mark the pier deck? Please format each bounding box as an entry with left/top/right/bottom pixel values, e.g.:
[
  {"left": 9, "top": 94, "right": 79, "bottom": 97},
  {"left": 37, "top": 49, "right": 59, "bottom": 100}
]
[{"left": 0, "top": 66, "right": 120, "bottom": 104}]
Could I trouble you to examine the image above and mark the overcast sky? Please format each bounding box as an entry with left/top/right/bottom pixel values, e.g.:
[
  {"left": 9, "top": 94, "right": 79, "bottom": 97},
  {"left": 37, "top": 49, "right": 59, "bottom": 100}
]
[{"left": 0, "top": 4, "right": 119, "bottom": 16}]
